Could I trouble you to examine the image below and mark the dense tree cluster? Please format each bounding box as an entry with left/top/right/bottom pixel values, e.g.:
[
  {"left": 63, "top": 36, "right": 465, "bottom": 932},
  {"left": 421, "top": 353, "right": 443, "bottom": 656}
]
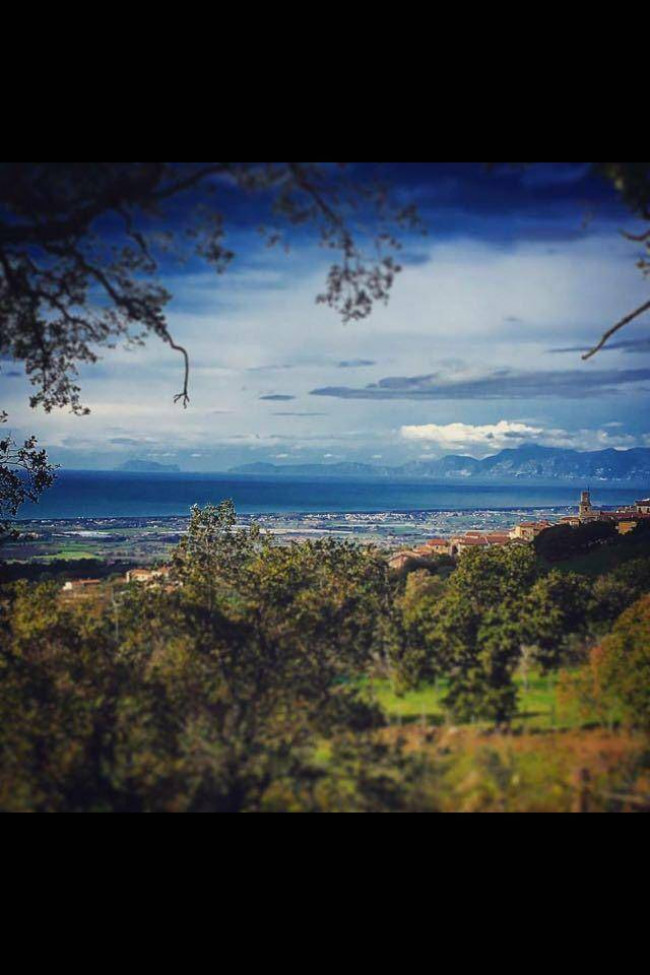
[
  {"left": 393, "top": 534, "right": 650, "bottom": 722},
  {"left": 0, "top": 504, "right": 410, "bottom": 811},
  {"left": 533, "top": 520, "right": 619, "bottom": 562},
  {"left": 3, "top": 502, "right": 650, "bottom": 811},
  {"left": 567, "top": 594, "right": 650, "bottom": 733}
]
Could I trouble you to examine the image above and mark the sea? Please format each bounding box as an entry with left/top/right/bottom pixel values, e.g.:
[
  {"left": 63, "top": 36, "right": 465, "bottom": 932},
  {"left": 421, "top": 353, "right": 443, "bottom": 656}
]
[{"left": 13, "top": 470, "right": 645, "bottom": 546}]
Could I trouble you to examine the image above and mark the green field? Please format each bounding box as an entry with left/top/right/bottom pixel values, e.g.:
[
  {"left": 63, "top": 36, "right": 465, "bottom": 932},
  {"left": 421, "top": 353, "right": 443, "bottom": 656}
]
[{"left": 360, "top": 671, "right": 616, "bottom": 732}]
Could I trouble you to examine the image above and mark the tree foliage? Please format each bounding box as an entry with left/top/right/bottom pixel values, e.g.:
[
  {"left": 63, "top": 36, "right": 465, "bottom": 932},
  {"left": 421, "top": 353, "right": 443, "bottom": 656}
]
[
  {"left": 0, "top": 505, "right": 406, "bottom": 811},
  {"left": 0, "top": 411, "right": 55, "bottom": 536},
  {"left": 533, "top": 520, "right": 618, "bottom": 563},
  {"left": 568, "top": 594, "right": 650, "bottom": 733},
  {"left": 522, "top": 570, "right": 593, "bottom": 671},
  {"left": 0, "top": 162, "right": 419, "bottom": 413},
  {"left": 393, "top": 543, "right": 650, "bottom": 723}
]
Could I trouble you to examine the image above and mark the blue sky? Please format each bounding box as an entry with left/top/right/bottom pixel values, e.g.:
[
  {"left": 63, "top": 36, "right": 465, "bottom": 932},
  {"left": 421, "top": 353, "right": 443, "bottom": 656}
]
[{"left": 3, "top": 162, "right": 650, "bottom": 470}]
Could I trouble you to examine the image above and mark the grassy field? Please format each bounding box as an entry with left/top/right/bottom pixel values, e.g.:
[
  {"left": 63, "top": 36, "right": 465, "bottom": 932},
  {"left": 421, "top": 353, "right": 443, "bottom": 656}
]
[{"left": 360, "top": 671, "right": 616, "bottom": 732}]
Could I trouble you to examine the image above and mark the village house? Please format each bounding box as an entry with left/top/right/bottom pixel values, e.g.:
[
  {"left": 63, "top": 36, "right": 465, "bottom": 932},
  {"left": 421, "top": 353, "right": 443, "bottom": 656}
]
[
  {"left": 422, "top": 537, "right": 451, "bottom": 555},
  {"left": 125, "top": 566, "right": 171, "bottom": 585},
  {"left": 484, "top": 532, "right": 512, "bottom": 545},
  {"left": 388, "top": 550, "right": 422, "bottom": 571},
  {"left": 449, "top": 534, "right": 496, "bottom": 555},
  {"left": 509, "top": 520, "right": 553, "bottom": 542}
]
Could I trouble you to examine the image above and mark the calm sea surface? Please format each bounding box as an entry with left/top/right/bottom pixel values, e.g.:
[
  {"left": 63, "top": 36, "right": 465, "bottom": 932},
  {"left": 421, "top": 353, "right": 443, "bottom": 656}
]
[{"left": 16, "top": 470, "right": 643, "bottom": 520}]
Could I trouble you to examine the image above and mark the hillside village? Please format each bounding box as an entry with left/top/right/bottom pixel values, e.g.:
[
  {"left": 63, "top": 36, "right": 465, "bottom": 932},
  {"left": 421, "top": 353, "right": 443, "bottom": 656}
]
[
  {"left": 387, "top": 490, "right": 650, "bottom": 571},
  {"left": 58, "top": 490, "right": 650, "bottom": 593}
]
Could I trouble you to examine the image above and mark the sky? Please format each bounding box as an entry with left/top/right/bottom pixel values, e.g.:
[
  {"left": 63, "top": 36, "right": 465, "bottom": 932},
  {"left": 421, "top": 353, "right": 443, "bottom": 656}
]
[{"left": 3, "top": 162, "right": 650, "bottom": 471}]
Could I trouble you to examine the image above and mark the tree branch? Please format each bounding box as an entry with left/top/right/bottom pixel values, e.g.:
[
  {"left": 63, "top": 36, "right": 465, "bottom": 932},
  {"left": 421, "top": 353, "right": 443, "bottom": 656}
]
[
  {"left": 166, "top": 334, "right": 190, "bottom": 407},
  {"left": 582, "top": 300, "right": 650, "bottom": 360}
]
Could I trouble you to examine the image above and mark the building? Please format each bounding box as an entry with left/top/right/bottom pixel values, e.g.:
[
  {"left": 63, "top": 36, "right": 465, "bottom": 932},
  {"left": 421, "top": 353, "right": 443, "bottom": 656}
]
[
  {"left": 125, "top": 566, "right": 171, "bottom": 585},
  {"left": 388, "top": 550, "right": 422, "bottom": 571},
  {"left": 509, "top": 520, "right": 553, "bottom": 542},
  {"left": 578, "top": 489, "right": 594, "bottom": 521},
  {"left": 62, "top": 578, "right": 101, "bottom": 591},
  {"left": 449, "top": 534, "right": 490, "bottom": 555},
  {"left": 574, "top": 489, "right": 650, "bottom": 527},
  {"left": 422, "top": 538, "right": 451, "bottom": 554},
  {"left": 483, "top": 532, "right": 512, "bottom": 545}
]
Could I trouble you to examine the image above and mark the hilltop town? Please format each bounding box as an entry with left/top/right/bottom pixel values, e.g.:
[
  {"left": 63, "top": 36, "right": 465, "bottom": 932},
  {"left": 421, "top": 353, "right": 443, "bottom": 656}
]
[{"left": 387, "top": 490, "right": 650, "bottom": 570}]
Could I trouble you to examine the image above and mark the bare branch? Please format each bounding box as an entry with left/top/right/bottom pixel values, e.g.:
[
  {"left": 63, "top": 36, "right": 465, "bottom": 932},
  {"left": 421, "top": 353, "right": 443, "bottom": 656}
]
[
  {"left": 622, "top": 228, "right": 650, "bottom": 242},
  {"left": 582, "top": 299, "right": 650, "bottom": 360},
  {"left": 166, "top": 334, "right": 190, "bottom": 407}
]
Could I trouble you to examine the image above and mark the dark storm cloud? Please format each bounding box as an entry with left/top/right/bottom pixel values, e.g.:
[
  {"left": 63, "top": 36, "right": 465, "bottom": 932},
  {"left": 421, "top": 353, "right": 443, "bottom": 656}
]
[
  {"left": 310, "top": 368, "right": 650, "bottom": 401},
  {"left": 259, "top": 394, "right": 296, "bottom": 401}
]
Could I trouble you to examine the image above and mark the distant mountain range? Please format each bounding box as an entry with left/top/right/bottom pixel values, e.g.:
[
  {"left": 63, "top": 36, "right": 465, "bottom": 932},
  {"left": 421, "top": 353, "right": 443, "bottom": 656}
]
[
  {"left": 229, "top": 445, "right": 650, "bottom": 485},
  {"left": 116, "top": 459, "right": 181, "bottom": 473}
]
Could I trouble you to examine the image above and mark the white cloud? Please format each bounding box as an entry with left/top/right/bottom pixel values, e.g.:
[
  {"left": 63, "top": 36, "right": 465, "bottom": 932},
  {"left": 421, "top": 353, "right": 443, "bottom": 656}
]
[
  {"left": 400, "top": 420, "right": 544, "bottom": 451},
  {"left": 400, "top": 419, "right": 645, "bottom": 456}
]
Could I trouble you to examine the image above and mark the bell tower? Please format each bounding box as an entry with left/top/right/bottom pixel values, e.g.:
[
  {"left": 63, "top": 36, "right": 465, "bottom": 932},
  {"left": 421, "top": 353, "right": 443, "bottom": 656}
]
[{"left": 579, "top": 489, "right": 592, "bottom": 521}]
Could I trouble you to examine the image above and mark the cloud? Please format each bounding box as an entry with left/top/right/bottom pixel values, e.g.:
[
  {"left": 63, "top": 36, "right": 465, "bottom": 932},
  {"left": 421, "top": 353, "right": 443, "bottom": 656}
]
[
  {"left": 547, "top": 337, "right": 650, "bottom": 354},
  {"left": 109, "top": 436, "right": 159, "bottom": 446},
  {"left": 337, "top": 359, "right": 376, "bottom": 368},
  {"left": 252, "top": 357, "right": 377, "bottom": 371},
  {"left": 399, "top": 419, "right": 644, "bottom": 455},
  {"left": 520, "top": 163, "right": 592, "bottom": 188},
  {"left": 311, "top": 367, "right": 650, "bottom": 401},
  {"left": 401, "top": 420, "right": 544, "bottom": 450},
  {"left": 247, "top": 363, "right": 295, "bottom": 373},
  {"left": 259, "top": 394, "right": 295, "bottom": 401},
  {"left": 271, "top": 411, "right": 328, "bottom": 416}
]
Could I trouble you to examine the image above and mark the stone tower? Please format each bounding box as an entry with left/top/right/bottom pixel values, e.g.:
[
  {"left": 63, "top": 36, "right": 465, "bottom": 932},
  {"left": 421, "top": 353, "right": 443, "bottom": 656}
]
[{"left": 578, "top": 489, "right": 592, "bottom": 521}]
